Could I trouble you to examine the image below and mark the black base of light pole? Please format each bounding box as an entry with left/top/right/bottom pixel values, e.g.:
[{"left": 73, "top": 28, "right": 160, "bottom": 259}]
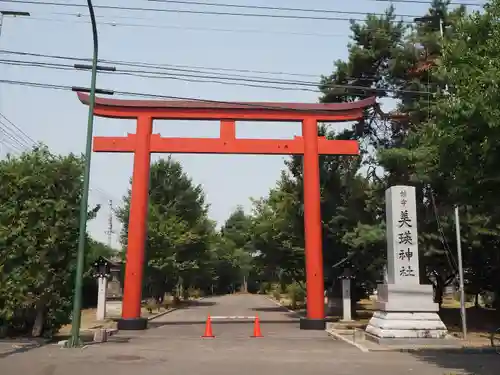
[
  {"left": 117, "top": 317, "right": 148, "bottom": 330},
  {"left": 299, "top": 318, "right": 326, "bottom": 330}
]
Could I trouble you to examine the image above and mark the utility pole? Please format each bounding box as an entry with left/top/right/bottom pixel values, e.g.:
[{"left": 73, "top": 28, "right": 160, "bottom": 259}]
[
  {"left": 0, "top": 10, "right": 30, "bottom": 38},
  {"left": 67, "top": 0, "right": 115, "bottom": 348},
  {"left": 106, "top": 199, "right": 114, "bottom": 248},
  {"left": 454, "top": 206, "right": 467, "bottom": 339},
  {"left": 414, "top": 11, "right": 467, "bottom": 340}
]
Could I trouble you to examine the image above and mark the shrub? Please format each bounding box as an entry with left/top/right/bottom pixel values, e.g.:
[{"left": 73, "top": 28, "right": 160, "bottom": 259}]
[
  {"left": 0, "top": 147, "right": 90, "bottom": 338},
  {"left": 259, "top": 282, "right": 271, "bottom": 294},
  {"left": 144, "top": 298, "right": 159, "bottom": 313},
  {"left": 286, "top": 282, "right": 306, "bottom": 309},
  {"left": 272, "top": 287, "right": 282, "bottom": 301},
  {"left": 187, "top": 287, "right": 203, "bottom": 299}
]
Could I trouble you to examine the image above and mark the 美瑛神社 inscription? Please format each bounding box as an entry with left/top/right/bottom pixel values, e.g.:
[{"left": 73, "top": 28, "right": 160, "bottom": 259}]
[{"left": 365, "top": 186, "right": 449, "bottom": 342}]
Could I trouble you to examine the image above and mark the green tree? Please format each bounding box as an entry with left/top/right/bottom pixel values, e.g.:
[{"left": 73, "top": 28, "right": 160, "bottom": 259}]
[
  {"left": 248, "top": 127, "right": 385, "bottom": 308},
  {"left": 0, "top": 145, "right": 96, "bottom": 337},
  {"left": 219, "top": 206, "right": 254, "bottom": 292},
  {"left": 318, "top": 1, "right": 473, "bottom": 305},
  {"left": 116, "top": 157, "right": 215, "bottom": 300},
  {"left": 414, "top": 0, "right": 500, "bottom": 305}
]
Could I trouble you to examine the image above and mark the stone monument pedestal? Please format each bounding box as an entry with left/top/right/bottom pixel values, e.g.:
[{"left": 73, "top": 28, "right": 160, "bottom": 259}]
[{"left": 366, "top": 283, "right": 448, "bottom": 340}]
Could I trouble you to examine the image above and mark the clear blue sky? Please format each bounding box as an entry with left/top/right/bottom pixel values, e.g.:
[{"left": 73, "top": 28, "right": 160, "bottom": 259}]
[{"left": 0, "top": 0, "right": 463, "bottom": 248}]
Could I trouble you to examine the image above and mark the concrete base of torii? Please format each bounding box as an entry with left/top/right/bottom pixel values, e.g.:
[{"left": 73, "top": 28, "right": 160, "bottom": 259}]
[{"left": 365, "top": 283, "right": 448, "bottom": 341}]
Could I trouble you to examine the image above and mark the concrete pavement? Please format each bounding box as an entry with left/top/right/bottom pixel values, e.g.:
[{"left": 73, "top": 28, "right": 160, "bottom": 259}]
[{"left": 0, "top": 294, "right": 498, "bottom": 375}]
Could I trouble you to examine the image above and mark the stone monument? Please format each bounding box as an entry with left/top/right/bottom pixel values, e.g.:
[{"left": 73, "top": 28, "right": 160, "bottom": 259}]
[
  {"left": 339, "top": 268, "right": 355, "bottom": 322},
  {"left": 365, "top": 185, "right": 448, "bottom": 342},
  {"left": 92, "top": 256, "right": 114, "bottom": 321},
  {"left": 97, "top": 274, "right": 108, "bottom": 321}
]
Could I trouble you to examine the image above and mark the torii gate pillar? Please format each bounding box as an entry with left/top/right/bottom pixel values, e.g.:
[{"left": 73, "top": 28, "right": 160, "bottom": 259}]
[{"left": 78, "top": 92, "right": 375, "bottom": 331}]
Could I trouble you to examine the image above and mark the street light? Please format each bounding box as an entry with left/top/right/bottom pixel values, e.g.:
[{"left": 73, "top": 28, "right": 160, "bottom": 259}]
[
  {"left": 0, "top": 10, "right": 30, "bottom": 37},
  {"left": 67, "top": 0, "right": 114, "bottom": 348}
]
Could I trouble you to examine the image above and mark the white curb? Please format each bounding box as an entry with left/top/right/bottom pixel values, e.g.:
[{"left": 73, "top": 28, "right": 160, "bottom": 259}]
[{"left": 326, "top": 328, "right": 370, "bottom": 353}]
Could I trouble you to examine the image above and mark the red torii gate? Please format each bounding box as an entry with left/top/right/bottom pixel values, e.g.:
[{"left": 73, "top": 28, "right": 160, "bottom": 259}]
[{"left": 77, "top": 92, "right": 376, "bottom": 330}]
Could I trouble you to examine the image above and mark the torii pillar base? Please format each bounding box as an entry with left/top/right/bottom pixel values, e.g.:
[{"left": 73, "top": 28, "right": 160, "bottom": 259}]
[
  {"left": 117, "top": 317, "right": 148, "bottom": 331},
  {"left": 300, "top": 318, "right": 326, "bottom": 330}
]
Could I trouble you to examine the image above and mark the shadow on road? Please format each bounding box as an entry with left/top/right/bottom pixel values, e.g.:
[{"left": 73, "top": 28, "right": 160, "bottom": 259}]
[
  {"left": 0, "top": 339, "right": 48, "bottom": 359},
  {"left": 181, "top": 300, "right": 217, "bottom": 307},
  {"left": 251, "top": 306, "right": 285, "bottom": 312},
  {"left": 411, "top": 349, "right": 500, "bottom": 375}
]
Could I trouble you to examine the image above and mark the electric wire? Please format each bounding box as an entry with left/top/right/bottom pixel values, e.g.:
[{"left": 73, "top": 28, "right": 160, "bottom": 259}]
[
  {"left": 0, "top": 111, "right": 118, "bottom": 203},
  {"left": 1, "top": 0, "right": 475, "bottom": 39},
  {"left": 0, "top": 58, "right": 434, "bottom": 97},
  {"left": 0, "top": 48, "right": 323, "bottom": 79},
  {"left": 0, "top": 0, "right": 412, "bottom": 23},
  {"left": 0, "top": 0, "right": 459, "bottom": 24},
  {"left": 147, "top": 0, "right": 422, "bottom": 18},
  {"left": 0, "top": 58, "right": 369, "bottom": 91},
  {"left": 26, "top": 15, "right": 349, "bottom": 38},
  {"left": 370, "top": 0, "right": 483, "bottom": 6}
]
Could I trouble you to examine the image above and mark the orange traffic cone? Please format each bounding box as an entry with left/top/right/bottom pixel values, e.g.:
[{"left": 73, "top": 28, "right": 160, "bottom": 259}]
[
  {"left": 202, "top": 315, "right": 215, "bottom": 338},
  {"left": 251, "top": 315, "right": 263, "bottom": 338}
]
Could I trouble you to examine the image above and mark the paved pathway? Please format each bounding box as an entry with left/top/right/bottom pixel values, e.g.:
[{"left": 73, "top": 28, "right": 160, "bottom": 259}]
[
  {"left": 152, "top": 293, "right": 299, "bottom": 324},
  {"left": 0, "top": 294, "right": 498, "bottom": 375}
]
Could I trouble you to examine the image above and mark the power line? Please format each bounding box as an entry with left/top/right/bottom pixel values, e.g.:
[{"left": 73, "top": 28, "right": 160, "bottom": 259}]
[
  {"left": 0, "top": 110, "right": 118, "bottom": 203},
  {"left": 0, "top": 0, "right": 416, "bottom": 23},
  {"left": 0, "top": 58, "right": 433, "bottom": 96},
  {"left": 147, "top": 0, "right": 422, "bottom": 18},
  {"left": 0, "top": 0, "right": 484, "bottom": 19},
  {"left": 0, "top": 77, "right": 435, "bottom": 113},
  {"left": 25, "top": 14, "right": 350, "bottom": 38},
  {"left": 0, "top": 111, "right": 38, "bottom": 152},
  {"left": 0, "top": 120, "right": 28, "bottom": 153},
  {"left": 0, "top": 49, "right": 322, "bottom": 78},
  {"left": 0, "top": 110, "right": 37, "bottom": 145},
  {"left": 370, "top": 0, "right": 483, "bottom": 6},
  {"left": 1, "top": 0, "right": 474, "bottom": 38},
  {"left": 0, "top": 58, "right": 332, "bottom": 92},
  {"left": 0, "top": 118, "right": 33, "bottom": 150}
]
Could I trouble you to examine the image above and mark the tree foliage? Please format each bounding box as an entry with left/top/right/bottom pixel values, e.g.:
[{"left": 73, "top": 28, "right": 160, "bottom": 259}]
[
  {"left": 414, "top": 0, "right": 500, "bottom": 305},
  {"left": 246, "top": 0, "right": 500, "bottom": 310},
  {"left": 0, "top": 145, "right": 101, "bottom": 337},
  {"left": 116, "top": 157, "right": 239, "bottom": 299}
]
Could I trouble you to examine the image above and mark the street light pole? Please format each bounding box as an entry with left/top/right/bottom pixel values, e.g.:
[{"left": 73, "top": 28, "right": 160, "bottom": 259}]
[{"left": 67, "top": 0, "right": 102, "bottom": 348}]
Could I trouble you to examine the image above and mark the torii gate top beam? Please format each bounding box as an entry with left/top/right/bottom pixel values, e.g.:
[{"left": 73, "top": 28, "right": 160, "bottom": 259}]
[{"left": 77, "top": 92, "right": 376, "bottom": 122}]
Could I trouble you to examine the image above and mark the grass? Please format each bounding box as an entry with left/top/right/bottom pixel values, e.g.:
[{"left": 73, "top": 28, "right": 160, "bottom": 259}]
[
  {"left": 55, "top": 294, "right": 203, "bottom": 338},
  {"left": 55, "top": 303, "right": 172, "bottom": 338}
]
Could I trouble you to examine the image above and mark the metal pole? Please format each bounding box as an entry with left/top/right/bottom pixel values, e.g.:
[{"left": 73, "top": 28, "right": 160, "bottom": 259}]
[
  {"left": 439, "top": 15, "right": 467, "bottom": 339},
  {"left": 107, "top": 199, "right": 113, "bottom": 248},
  {"left": 68, "top": 0, "right": 99, "bottom": 348},
  {"left": 454, "top": 205, "right": 467, "bottom": 340}
]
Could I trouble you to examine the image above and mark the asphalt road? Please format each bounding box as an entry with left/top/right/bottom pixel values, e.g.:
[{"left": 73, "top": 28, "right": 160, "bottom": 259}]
[{"left": 1, "top": 294, "right": 498, "bottom": 375}]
